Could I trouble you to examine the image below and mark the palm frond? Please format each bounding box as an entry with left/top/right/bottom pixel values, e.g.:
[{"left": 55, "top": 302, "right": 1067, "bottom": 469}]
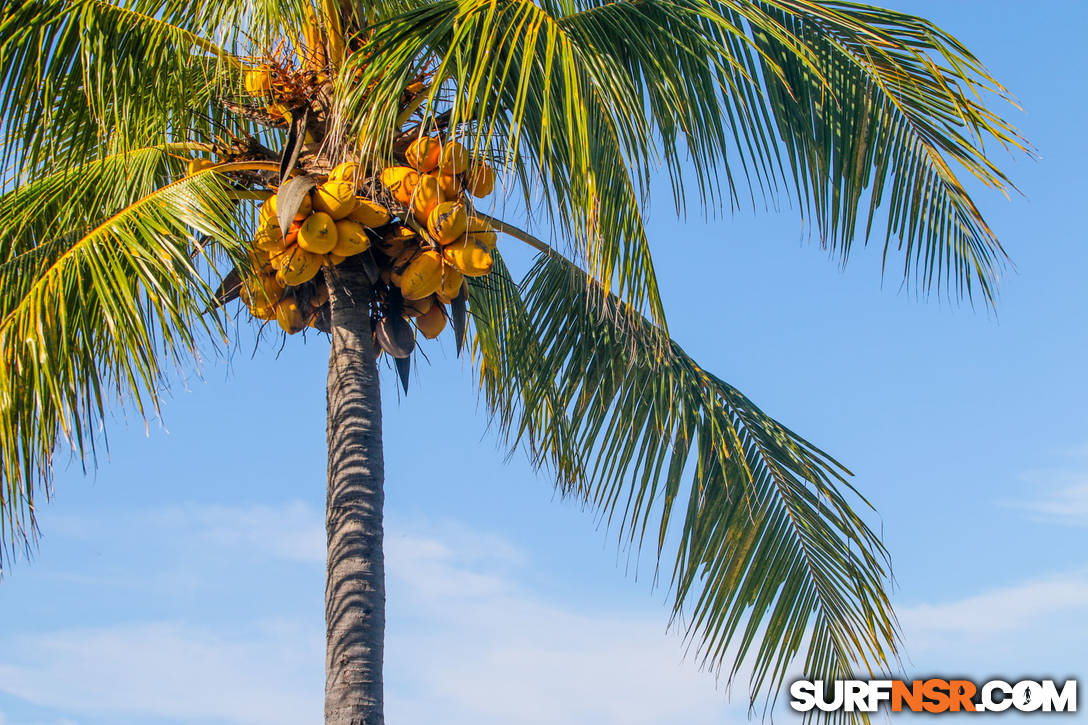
[
  {"left": 0, "top": 162, "right": 269, "bottom": 563},
  {"left": 144, "top": 0, "right": 317, "bottom": 56},
  {"left": 467, "top": 252, "right": 585, "bottom": 488},
  {"left": 337, "top": 0, "right": 1024, "bottom": 309},
  {"left": 469, "top": 226, "right": 896, "bottom": 722},
  {"left": 1, "top": 142, "right": 200, "bottom": 258},
  {"left": 337, "top": 0, "right": 678, "bottom": 333},
  {"left": 0, "top": 0, "right": 242, "bottom": 178},
  {"left": 741, "top": 0, "right": 1028, "bottom": 302}
]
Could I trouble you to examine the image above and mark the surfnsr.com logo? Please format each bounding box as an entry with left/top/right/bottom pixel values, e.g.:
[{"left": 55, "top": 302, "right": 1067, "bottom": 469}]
[{"left": 790, "top": 679, "right": 1078, "bottom": 714}]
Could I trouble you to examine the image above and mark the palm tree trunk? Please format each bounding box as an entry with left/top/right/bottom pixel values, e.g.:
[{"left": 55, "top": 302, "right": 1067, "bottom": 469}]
[{"left": 324, "top": 262, "right": 386, "bottom": 724}]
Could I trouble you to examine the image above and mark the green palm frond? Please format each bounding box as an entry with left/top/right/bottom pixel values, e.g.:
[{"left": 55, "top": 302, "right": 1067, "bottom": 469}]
[
  {"left": 469, "top": 233, "right": 896, "bottom": 719},
  {"left": 0, "top": 163, "right": 268, "bottom": 560},
  {"left": 338, "top": 0, "right": 1023, "bottom": 310},
  {"left": 1, "top": 0, "right": 242, "bottom": 177},
  {"left": 337, "top": 0, "right": 678, "bottom": 332},
  {"left": 742, "top": 1, "right": 1027, "bottom": 302},
  {"left": 1, "top": 142, "right": 201, "bottom": 258},
  {"left": 143, "top": 0, "right": 316, "bottom": 54},
  {"left": 468, "top": 252, "right": 585, "bottom": 487}
]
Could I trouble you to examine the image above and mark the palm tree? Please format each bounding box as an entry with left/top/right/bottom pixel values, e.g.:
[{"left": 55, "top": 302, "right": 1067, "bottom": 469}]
[{"left": 0, "top": 0, "right": 1026, "bottom": 722}]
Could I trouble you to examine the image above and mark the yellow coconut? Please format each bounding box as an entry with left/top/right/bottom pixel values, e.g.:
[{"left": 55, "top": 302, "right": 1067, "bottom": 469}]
[
  {"left": 244, "top": 251, "right": 269, "bottom": 277},
  {"left": 380, "top": 166, "right": 419, "bottom": 204},
  {"left": 283, "top": 219, "right": 303, "bottom": 247},
  {"left": 435, "top": 173, "right": 460, "bottom": 200},
  {"left": 442, "top": 236, "right": 493, "bottom": 277},
  {"left": 328, "top": 162, "right": 360, "bottom": 183},
  {"left": 254, "top": 223, "right": 284, "bottom": 251},
  {"left": 326, "top": 253, "right": 346, "bottom": 266},
  {"left": 259, "top": 198, "right": 278, "bottom": 228},
  {"left": 389, "top": 247, "right": 419, "bottom": 285},
  {"left": 349, "top": 199, "right": 391, "bottom": 228},
  {"left": 294, "top": 195, "right": 313, "bottom": 219},
  {"left": 187, "top": 158, "right": 214, "bottom": 175},
  {"left": 416, "top": 303, "right": 446, "bottom": 339},
  {"left": 427, "top": 202, "right": 468, "bottom": 245},
  {"left": 259, "top": 274, "right": 286, "bottom": 303},
  {"left": 437, "top": 265, "right": 464, "bottom": 301},
  {"left": 406, "top": 137, "right": 442, "bottom": 173},
  {"left": 403, "top": 296, "right": 434, "bottom": 318},
  {"left": 332, "top": 219, "right": 371, "bottom": 256},
  {"left": 244, "top": 66, "right": 273, "bottom": 96},
  {"left": 440, "top": 140, "right": 470, "bottom": 175},
  {"left": 249, "top": 300, "right": 277, "bottom": 320},
  {"left": 268, "top": 245, "right": 292, "bottom": 271},
  {"left": 269, "top": 245, "right": 299, "bottom": 278},
  {"left": 399, "top": 250, "right": 444, "bottom": 300},
  {"left": 279, "top": 247, "right": 323, "bottom": 285},
  {"left": 312, "top": 181, "right": 358, "bottom": 220},
  {"left": 297, "top": 211, "right": 339, "bottom": 254},
  {"left": 411, "top": 174, "right": 442, "bottom": 223},
  {"left": 244, "top": 276, "right": 282, "bottom": 309},
  {"left": 466, "top": 164, "right": 495, "bottom": 197},
  {"left": 389, "top": 247, "right": 418, "bottom": 286},
  {"left": 466, "top": 216, "right": 497, "bottom": 249},
  {"left": 252, "top": 261, "right": 276, "bottom": 280},
  {"left": 275, "top": 295, "right": 306, "bottom": 334}
]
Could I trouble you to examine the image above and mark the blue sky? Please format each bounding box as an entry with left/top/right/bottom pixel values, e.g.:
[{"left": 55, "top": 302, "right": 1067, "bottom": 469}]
[{"left": 2, "top": 1, "right": 1086, "bottom": 723}]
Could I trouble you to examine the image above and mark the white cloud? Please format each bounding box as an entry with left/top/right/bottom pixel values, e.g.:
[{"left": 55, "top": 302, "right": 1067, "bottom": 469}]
[
  {"left": 1003, "top": 456, "right": 1088, "bottom": 525},
  {"left": 51, "top": 501, "right": 326, "bottom": 564},
  {"left": 151, "top": 501, "right": 326, "bottom": 563},
  {"left": 898, "top": 571, "right": 1088, "bottom": 651},
  {"left": 13, "top": 501, "right": 1088, "bottom": 725},
  {"left": 1008, "top": 478, "right": 1088, "bottom": 525},
  {"left": 383, "top": 529, "right": 742, "bottom": 725},
  {"left": 2, "top": 503, "right": 754, "bottom": 725},
  {"left": 2, "top": 715, "right": 84, "bottom": 725},
  {"left": 0, "top": 621, "right": 321, "bottom": 725}
]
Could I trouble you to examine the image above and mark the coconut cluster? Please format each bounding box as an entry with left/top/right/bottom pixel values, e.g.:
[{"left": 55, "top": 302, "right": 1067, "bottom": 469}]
[
  {"left": 377, "top": 135, "right": 497, "bottom": 299},
  {"left": 238, "top": 162, "right": 384, "bottom": 334},
  {"left": 186, "top": 61, "right": 499, "bottom": 352},
  {"left": 229, "top": 137, "right": 497, "bottom": 354}
]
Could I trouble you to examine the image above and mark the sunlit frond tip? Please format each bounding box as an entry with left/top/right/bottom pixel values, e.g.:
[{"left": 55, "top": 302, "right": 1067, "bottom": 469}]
[{"left": 745, "top": 1, "right": 1031, "bottom": 305}]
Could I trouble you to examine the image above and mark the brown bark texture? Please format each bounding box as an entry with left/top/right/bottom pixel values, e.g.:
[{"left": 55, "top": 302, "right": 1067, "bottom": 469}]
[{"left": 324, "top": 262, "right": 386, "bottom": 725}]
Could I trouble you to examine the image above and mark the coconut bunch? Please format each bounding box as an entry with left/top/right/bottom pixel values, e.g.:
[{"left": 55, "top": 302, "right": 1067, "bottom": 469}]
[
  {"left": 374, "top": 135, "right": 498, "bottom": 332},
  {"left": 181, "top": 42, "right": 500, "bottom": 367},
  {"left": 365, "top": 134, "right": 499, "bottom": 355},
  {"left": 239, "top": 253, "right": 330, "bottom": 335},
  {"left": 239, "top": 162, "right": 389, "bottom": 334},
  {"left": 233, "top": 139, "right": 498, "bottom": 353}
]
